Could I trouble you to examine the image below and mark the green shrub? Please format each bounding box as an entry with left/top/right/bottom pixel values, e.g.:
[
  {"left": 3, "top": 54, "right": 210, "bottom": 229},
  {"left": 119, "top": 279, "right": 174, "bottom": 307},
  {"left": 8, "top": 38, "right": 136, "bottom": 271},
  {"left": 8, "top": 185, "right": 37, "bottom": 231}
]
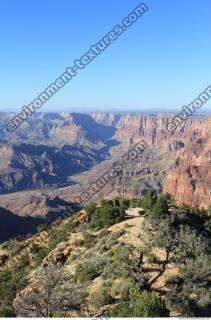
[
  {"left": 89, "top": 204, "right": 126, "bottom": 230},
  {"left": 74, "top": 264, "right": 100, "bottom": 283},
  {"left": 123, "top": 223, "right": 131, "bottom": 229},
  {"left": 0, "top": 266, "right": 28, "bottom": 316},
  {"left": 109, "top": 286, "right": 169, "bottom": 317},
  {"left": 100, "top": 199, "right": 114, "bottom": 207},
  {"left": 138, "top": 209, "right": 146, "bottom": 216},
  {"left": 34, "top": 247, "right": 49, "bottom": 266},
  {"left": 98, "top": 237, "right": 119, "bottom": 256},
  {"left": 146, "top": 252, "right": 158, "bottom": 263},
  {"left": 84, "top": 202, "right": 96, "bottom": 217},
  {"left": 30, "top": 244, "right": 40, "bottom": 254},
  {"left": 0, "top": 303, "right": 15, "bottom": 317},
  {"left": 83, "top": 232, "right": 97, "bottom": 249},
  {"left": 152, "top": 193, "right": 173, "bottom": 220},
  {"left": 47, "top": 223, "right": 71, "bottom": 251},
  {"left": 142, "top": 189, "right": 157, "bottom": 210},
  {"left": 129, "top": 199, "right": 143, "bottom": 208},
  {"left": 119, "top": 198, "right": 130, "bottom": 209}
]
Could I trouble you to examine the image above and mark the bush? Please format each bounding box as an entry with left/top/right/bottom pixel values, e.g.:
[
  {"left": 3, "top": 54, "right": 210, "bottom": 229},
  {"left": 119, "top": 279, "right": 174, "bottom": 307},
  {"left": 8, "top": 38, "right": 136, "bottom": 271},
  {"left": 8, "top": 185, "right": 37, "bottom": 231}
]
[
  {"left": 152, "top": 193, "right": 173, "bottom": 220},
  {"left": 47, "top": 222, "right": 72, "bottom": 251},
  {"left": 119, "top": 198, "right": 130, "bottom": 209},
  {"left": 89, "top": 204, "right": 126, "bottom": 230},
  {"left": 30, "top": 244, "right": 40, "bottom": 254},
  {"left": 83, "top": 232, "right": 97, "bottom": 249},
  {"left": 100, "top": 199, "right": 114, "bottom": 207},
  {"left": 0, "top": 266, "right": 28, "bottom": 316},
  {"left": 142, "top": 189, "right": 157, "bottom": 210},
  {"left": 99, "top": 243, "right": 110, "bottom": 254},
  {"left": 100, "top": 257, "right": 122, "bottom": 281},
  {"left": 0, "top": 303, "right": 15, "bottom": 317},
  {"left": 146, "top": 252, "right": 158, "bottom": 264},
  {"left": 98, "top": 238, "right": 119, "bottom": 254},
  {"left": 138, "top": 209, "right": 146, "bottom": 216},
  {"left": 34, "top": 247, "right": 49, "bottom": 266},
  {"left": 84, "top": 202, "right": 96, "bottom": 217},
  {"left": 86, "top": 255, "right": 107, "bottom": 271},
  {"left": 123, "top": 223, "right": 131, "bottom": 229},
  {"left": 74, "top": 264, "right": 100, "bottom": 283},
  {"left": 109, "top": 286, "right": 169, "bottom": 317},
  {"left": 129, "top": 199, "right": 143, "bottom": 208}
]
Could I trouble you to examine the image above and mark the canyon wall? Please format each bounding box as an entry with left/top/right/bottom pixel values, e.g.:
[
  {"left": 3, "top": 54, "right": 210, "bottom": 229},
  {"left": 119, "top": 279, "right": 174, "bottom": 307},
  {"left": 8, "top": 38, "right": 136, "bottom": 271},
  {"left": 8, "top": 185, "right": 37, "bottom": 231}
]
[{"left": 0, "top": 112, "right": 210, "bottom": 213}]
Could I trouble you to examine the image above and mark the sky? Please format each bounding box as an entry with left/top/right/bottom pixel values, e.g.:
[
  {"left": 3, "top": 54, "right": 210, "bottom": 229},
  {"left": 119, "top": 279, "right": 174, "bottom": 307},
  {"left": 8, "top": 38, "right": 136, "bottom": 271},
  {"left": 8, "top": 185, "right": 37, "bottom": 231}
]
[{"left": 0, "top": 0, "right": 210, "bottom": 112}]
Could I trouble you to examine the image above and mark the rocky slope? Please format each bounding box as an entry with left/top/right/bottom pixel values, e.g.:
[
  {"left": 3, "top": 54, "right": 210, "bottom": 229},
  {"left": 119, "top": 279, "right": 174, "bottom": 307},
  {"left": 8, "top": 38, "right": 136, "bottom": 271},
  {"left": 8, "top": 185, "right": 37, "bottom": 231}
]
[
  {"left": 164, "top": 116, "right": 211, "bottom": 208},
  {"left": 0, "top": 140, "right": 109, "bottom": 194},
  {"left": 0, "top": 206, "right": 177, "bottom": 316},
  {"left": 107, "top": 113, "right": 211, "bottom": 208},
  {"left": 1, "top": 196, "right": 211, "bottom": 317}
]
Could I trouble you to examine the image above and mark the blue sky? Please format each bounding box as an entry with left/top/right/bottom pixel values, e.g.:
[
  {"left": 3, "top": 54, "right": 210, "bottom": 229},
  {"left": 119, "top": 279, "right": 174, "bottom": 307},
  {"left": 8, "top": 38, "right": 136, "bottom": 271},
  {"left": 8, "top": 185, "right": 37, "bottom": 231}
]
[{"left": 0, "top": 0, "right": 210, "bottom": 112}]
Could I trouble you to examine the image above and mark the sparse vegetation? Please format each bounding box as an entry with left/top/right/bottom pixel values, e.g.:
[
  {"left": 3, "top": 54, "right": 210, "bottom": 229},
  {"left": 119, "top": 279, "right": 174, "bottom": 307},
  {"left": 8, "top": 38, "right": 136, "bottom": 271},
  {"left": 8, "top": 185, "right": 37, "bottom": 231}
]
[
  {"left": 89, "top": 282, "right": 113, "bottom": 308},
  {"left": 109, "top": 285, "right": 169, "bottom": 317},
  {"left": 1, "top": 194, "right": 211, "bottom": 317},
  {"left": 74, "top": 263, "right": 100, "bottom": 283}
]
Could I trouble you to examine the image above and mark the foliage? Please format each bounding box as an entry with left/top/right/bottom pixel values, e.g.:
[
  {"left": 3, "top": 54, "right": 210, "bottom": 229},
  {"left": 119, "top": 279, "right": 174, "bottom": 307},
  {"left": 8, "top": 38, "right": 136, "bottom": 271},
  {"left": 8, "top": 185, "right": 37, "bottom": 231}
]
[
  {"left": 74, "top": 263, "right": 100, "bottom": 283},
  {"left": 2, "top": 193, "right": 211, "bottom": 317},
  {"left": 0, "top": 264, "right": 28, "bottom": 316},
  {"left": 83, "top": 232, "right": 97, "bottom": 249},
  {"left": 109, "top": 286, "right": 169, "bottom": 317},
  {"left": 0, "top": 303, "right": 15, "bottom": 317},
  {"left": 33, "top": 247, "right": 49, "bottom": 266},
  {"left": 142, "top": 195, "right": 211, "bottom": 317},
  {"left": 165, "top": 225, "right": 211, "bottom": 316},
  {"left": 15, "top": 266, "right": 86, "bottom": 317},
  {"left": 84, "top": 202, "right": 96, "bottom": 217},
  {"left": 30, "top": 244, "right": 40, "bottom": 254},
  {"left": 47, "top": 218, "right": 75, "bottom": 251},
  {"left": 129, "top": 198, "right": 143, "bottom": 208},
  {"left": 118, "top": 197, "right": 130, "bottom": 209},
  {"left": 152, "top": 193, "right": 174, "bottom": 220},
  {"left": 100, "top": 199, "right": 114, "bottom": 207},
  {"left": 141, "top": 189, "right": 157, "bottom": 211},
  {"left": 89, "top": 202, "right": 126, "bottom": 230}
]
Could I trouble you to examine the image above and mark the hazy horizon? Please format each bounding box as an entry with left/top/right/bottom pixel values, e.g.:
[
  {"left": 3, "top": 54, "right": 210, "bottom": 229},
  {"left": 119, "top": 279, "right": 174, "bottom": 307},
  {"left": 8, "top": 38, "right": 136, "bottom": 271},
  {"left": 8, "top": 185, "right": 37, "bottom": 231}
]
[{"left": 0, "top": 108, "right": 210, "bottom": 117}]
